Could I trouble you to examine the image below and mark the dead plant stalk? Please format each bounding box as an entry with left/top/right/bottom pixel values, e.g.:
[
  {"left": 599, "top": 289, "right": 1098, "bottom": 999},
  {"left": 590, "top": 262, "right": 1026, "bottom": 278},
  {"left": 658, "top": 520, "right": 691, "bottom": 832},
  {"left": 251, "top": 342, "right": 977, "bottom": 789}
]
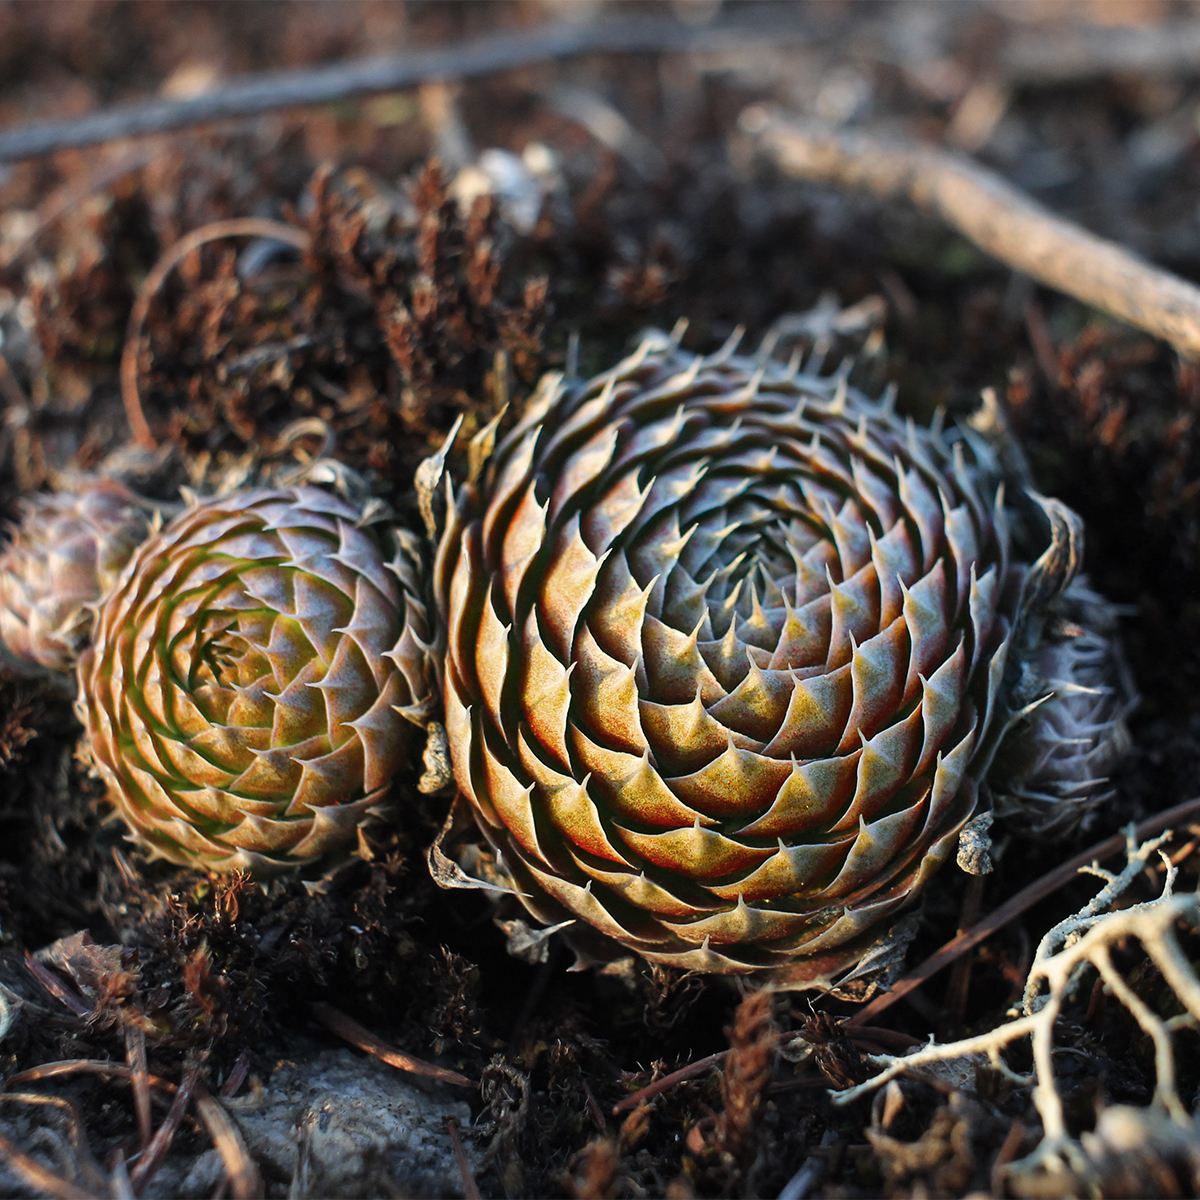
[{"left": 743, "top": 110, "right": 1200, "bottom": 360}]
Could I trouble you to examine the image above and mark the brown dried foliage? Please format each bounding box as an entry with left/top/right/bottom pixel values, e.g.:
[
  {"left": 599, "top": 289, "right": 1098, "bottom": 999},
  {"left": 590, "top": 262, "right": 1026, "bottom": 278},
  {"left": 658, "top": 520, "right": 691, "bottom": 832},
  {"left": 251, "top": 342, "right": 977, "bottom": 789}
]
[
  {"left": 798, "top": 1008, "right": 870, "bottom": 1090},
  {"left": 16, "top": 148, "right": 550, "bottom": 503},
  {"left": 714, "top": 990, "right": 778, "bottom": 1158},
  {"left": 303, "top": 160, "right": 547, "bottom": 451},
  {"left": 0, "top": 687, "right": 39, "bottom": 768}
]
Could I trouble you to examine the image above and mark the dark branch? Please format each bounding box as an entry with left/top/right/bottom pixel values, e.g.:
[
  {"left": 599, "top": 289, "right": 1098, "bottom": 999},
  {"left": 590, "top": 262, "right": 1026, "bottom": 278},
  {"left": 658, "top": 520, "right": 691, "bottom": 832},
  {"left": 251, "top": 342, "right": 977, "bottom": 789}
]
[{"left": 0, "top": 17, "right": 815, "bottom": 165}]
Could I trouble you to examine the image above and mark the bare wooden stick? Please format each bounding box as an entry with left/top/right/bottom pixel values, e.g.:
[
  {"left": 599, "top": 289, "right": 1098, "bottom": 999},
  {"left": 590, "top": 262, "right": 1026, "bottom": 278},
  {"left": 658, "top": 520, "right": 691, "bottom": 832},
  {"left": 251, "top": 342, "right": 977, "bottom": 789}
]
[
  {"left": 0, "top": 18, "right": 814, "bottom": 166},
  {"left": 743, "top": 109, "right": 1200, "bottom": 359},
  {"left": 1002, "top": 20, "right": 1200, "bottom": 85}
]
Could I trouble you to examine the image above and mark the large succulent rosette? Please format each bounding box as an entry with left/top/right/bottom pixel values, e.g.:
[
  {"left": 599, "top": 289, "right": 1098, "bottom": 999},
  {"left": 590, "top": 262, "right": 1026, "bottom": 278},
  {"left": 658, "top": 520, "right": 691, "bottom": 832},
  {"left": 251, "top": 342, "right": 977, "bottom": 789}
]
[
  {"left": 77, "top": 486, "right": 433, "bottom": 875},
  {"left": 436, "top": 333, "right": 1025, "bottom": 981},
  {"left": 0, "top": 477, "right": 149, "bottom": 674}
]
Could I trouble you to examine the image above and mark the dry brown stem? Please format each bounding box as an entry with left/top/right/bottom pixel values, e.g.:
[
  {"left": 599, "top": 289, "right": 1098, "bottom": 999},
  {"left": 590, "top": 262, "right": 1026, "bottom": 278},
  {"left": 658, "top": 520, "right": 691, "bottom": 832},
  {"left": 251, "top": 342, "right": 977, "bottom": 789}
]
[
  {"left": 847, "top": 792, "right": 1200, "bottom": 1028},
  {"left": 0, "top": 18, "right": 813, "bottom": 165},
  {"left": 832, "top": 831, "right": 1200, "bottom": 1180},
  {"left": 612, "top": 1050, "right": 728, "bottom": 1116},
  {"left": 123, "top": 1022, "right": 151, "bottom": 1151},
  {"left": 447, "top": 1119, "right": 482, "bottom": 1200},
  {"left": 308, "top": 1001, "right": 474, "bottom": 1088},
  {"left": 128, "top": 1060, "right": 202, "bottom": 1192},
  {"left": 743, "top": 110, "right": 1200, "bottom": 359}
]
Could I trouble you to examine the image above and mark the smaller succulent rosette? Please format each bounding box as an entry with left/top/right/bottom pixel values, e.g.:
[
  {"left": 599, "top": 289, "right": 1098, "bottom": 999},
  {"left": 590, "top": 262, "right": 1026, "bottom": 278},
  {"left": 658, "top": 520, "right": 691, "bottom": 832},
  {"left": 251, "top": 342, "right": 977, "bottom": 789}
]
[
  {"left": 76, "top": 486, "right": 434, "bottom": 875},
  {"left": 991, "top": 577, "right": 1134, "bottom": 839},
  {"left": 0, "top": 477, "right": 149, "bottom": 673}
]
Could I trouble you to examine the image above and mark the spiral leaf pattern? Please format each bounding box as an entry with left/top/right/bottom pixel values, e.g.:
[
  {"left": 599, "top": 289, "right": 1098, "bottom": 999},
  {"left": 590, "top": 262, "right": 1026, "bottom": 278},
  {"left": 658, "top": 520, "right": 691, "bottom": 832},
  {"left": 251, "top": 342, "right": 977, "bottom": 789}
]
[
  {"left": 438, "top": 333, "right": 1023, "bottom": 980},
  {"left": 0, "top": 478, "right": 149, "bottom": 673},
  {"left": 78, "top": 487, "right": 433, "bottom": 874}
]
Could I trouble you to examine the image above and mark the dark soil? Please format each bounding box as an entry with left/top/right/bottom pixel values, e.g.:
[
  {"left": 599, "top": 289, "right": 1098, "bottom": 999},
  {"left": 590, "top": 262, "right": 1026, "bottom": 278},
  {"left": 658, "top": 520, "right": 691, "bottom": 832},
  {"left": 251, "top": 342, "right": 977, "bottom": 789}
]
[{"left": 1, "top": 2, "right": 1199, "bottom": 1197}]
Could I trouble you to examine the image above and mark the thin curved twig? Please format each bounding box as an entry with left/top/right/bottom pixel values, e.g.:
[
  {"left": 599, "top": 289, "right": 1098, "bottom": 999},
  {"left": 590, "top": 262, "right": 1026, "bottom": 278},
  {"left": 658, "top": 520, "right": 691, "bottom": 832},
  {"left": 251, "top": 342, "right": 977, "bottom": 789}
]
[
  {"left": 6, "top": 1058, "right": 177, "bottom": 1092},
  {"left": 119, "top": 217, "right": 311, "bottom": 449},
  {"left": 743, "top": 109, "right": 1200, "bottom": 359},
  {"left": 613, "top": 801, "right": 1200, "bottom": 1118},
  {"left": 847, "top": 794, "right": 1200, "bottom": 1028},
  {"left": 612, "top": 1049, "right": 727, "bottom": 1116}
]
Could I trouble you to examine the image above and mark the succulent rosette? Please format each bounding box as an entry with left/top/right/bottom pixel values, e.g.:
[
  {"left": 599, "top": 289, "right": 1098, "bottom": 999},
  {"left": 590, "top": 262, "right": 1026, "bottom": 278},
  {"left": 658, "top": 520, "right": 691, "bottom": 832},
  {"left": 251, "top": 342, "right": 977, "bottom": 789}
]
[
  {"left": 77, "top": 486, "right": 433, "bottom": 875},
  {"left": 992, "top": 577, "right": 1133, "bottom": 840},
  {"left": 436, "top": 332, "right": 1029, "bottom": 983},
  {"left": 0, "top": 477, "right": 149, "bottom": 674}
]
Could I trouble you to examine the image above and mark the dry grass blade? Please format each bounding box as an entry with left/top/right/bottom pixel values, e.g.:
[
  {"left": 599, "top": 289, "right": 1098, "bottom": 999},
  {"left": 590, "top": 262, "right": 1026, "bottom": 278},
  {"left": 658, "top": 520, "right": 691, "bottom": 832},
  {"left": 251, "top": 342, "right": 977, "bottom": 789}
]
[
  {"left": 129, "top": 1061, "right": 202, "bottom": 1194},
  {"left": 119, "top": 217, "right": 312, "bottom": 449},
  {"left": 24, "top": 953, "right": 93, "bottom": 1018},
  {"left": 447, "top": 1118, "right": 481, "bottom": 1200},
  {"left": 7, "top": 1060, "right": 176, "bottom": 1092},
  {"left": 193, "top": 1083, "right": 262, "bottom": 1200},
  {"left": 847, "top": 794, "right": 1200, "bottom": 1028},
  {"left": 219, "top": 1052, "right": 249, "bottom": 1099},
  {"left": 744, "top": 111, "right": 1200, "bottom": 359},
  {"left": 124, "top": 1023, "right": 152, "bottom": 1151},
  {"left": 309, "top": 1002, "right": 474, "bottom": 1087}
]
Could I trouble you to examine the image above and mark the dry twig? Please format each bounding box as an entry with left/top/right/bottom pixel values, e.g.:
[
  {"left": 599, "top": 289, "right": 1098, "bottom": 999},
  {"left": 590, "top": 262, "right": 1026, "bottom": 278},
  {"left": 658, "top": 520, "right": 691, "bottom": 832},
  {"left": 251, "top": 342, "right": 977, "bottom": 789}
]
[
  {"left": 7, "top": 1061, "right": 176, "bottom": 1093},
  {"left": 830, "top": 829, "right": 1200, "bottom": 1180},
  {"left": 847, "top": 793, "right": 1200, "bottom": 1028},
  {"left": 0, "top": 18, "right": 814, "bottom": 165},
  {"left": 309, "top": 1001, "right": 474, "bottom": 1088},
  {"left": 612, "top": 1050, "right": 727, "bottom": 1117},
  {"left": 743, "top": 110, "right": 1200, "bottom": 359}
]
